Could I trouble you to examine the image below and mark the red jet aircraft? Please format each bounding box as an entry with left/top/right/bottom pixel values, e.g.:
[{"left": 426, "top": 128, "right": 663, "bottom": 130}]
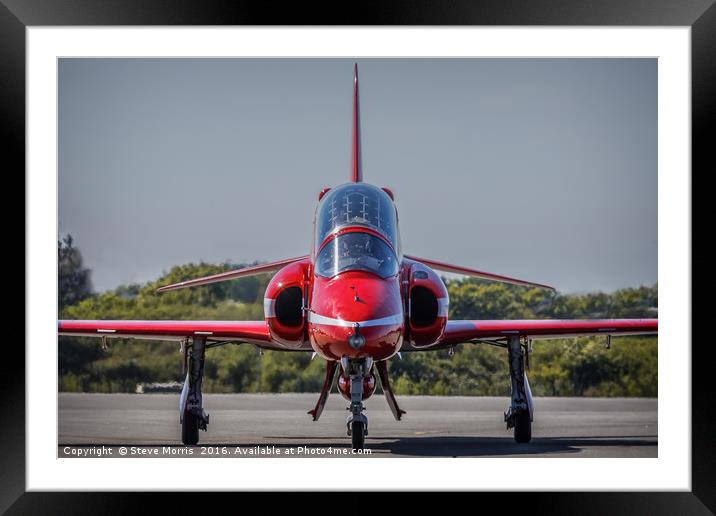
[{"left": 59, "top": 64, "right": 658, "bottom": 450}]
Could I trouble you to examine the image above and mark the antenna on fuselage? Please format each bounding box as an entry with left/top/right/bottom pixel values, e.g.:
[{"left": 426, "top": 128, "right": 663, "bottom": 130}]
[{"left": 351, "top": 63, "right": 362, "bottom": 183}]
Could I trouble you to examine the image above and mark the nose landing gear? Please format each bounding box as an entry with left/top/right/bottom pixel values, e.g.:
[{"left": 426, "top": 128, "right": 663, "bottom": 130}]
[
  {"left": 342, "top": 357, "right": 373, "bottom": 451},
  {"left": 504, "top": 336, "right": 533, "bottom": 443}
]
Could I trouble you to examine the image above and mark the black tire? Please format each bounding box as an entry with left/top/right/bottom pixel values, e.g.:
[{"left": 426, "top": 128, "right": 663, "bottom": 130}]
[
  {"left": 182, "top": 412, "right": 199, "bottom": 445},
  {"left": 351, "top": 421, "right": 365, "bottom": 451},
  {"left": 514, "top": 411, "right": 531, "bottom": 443}
]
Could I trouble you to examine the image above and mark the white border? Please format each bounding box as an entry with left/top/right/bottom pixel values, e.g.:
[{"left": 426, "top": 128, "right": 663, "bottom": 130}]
[{"left": 27, "top": 27, "right": 690, "bottom": 490}]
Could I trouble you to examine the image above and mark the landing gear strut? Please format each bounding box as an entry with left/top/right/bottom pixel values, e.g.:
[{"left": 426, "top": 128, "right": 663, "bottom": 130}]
[
  {"left": 376, "top": 360, "right": 406, "bottom": 421},
  {"left": 308, "top": 360, "right": 339, "bottom": 421},
  {"left": 179, "top": 337, "right": 210, "bottom": 445},
  {"left": 343, "top": 357, "right": 372, "bottom": 451},
  {"left": 504, "top": 336, "right": 533, "bottom": 443}
]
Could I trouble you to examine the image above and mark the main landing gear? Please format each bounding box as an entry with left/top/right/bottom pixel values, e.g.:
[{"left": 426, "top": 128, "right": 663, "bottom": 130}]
[
  {"left": 504, "top": 335, "right": 534, "bottom": 443},
  {"left": 179, "top": 337, "right": 210, "bottom": 445}
]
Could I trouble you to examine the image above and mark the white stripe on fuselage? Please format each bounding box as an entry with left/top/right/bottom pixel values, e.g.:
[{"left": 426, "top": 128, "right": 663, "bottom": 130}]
[
  {"left": 437, "top": 297, "right": 449, "bottom": 317},
  {"left": 263, "top": 298, "right": 276, "bottom": 318},
  {"left": 308, "top": 312, "right": 404, "bottom": 328}
]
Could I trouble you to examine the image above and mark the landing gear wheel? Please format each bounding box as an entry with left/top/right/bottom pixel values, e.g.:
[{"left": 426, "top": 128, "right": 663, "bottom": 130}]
[
  {"left": 514, "top": 411, "right": 531, "bottom": 443},
  {"left": 351, "top": 420, "right": 365, "bottom": 451},
  {"left": 182, "top": 412, "right": 199, "bottom": 445}
]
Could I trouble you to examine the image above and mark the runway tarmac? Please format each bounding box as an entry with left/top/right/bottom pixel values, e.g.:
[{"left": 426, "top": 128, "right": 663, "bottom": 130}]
[{"left": 58, "top": 393, "right": 657, "bottom": 458}]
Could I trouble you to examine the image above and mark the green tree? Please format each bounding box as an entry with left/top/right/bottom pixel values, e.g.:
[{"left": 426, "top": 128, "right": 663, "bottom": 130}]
[
  {"left": 58, "top": 261, "right": 657, "bottom": 397},
  {"left": 58, "top": 234, "right": 93, "bottom": 310}
]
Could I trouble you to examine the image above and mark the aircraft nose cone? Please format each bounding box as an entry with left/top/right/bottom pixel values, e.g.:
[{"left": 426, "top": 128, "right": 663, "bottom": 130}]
[
  {"left": 309, "top": 271, "right": 404, "bottom": 361},
  {"left": 318, "top": 272, "right": 400, "bottom": 323}
]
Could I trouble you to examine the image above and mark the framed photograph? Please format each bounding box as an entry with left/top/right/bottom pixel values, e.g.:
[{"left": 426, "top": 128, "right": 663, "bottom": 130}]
[{"left": 9, "top": 0, "right": 710, "bottom": 511}]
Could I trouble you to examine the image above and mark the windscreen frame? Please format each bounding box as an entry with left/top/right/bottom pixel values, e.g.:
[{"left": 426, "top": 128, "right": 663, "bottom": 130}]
[{"left": 314, "top": 229, "right": 400, "bottom": 279}]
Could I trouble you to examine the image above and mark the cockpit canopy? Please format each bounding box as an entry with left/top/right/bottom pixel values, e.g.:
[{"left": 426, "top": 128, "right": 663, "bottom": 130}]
[
  {"left": 315, "top": 231, "right": 398, "bottom": 278},
  {"left": 315, "top": 183, "right": 398, "bottom": 250},
  {"left": 314, "top": 183, "right": 400, "bottom": 278}
]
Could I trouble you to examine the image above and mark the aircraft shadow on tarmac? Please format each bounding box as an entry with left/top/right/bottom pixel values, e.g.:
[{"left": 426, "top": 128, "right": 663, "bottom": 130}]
[
  {"left": 62, "top": 435, "right": 657, "bottom": 457},
  {"left": 264, "top": 436, "right": 658, "bottom": 457},
  {"left": 364, "top": 436, "right": 658, "bottom": 457}
]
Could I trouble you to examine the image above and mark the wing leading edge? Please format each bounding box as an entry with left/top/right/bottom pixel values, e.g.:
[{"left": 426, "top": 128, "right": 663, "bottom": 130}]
[
  {"left": 58, "top": 319, "right": 276, "bottom": 346},
  {"left": 438, "top": 318, "right": 657, "bottom": 347}
]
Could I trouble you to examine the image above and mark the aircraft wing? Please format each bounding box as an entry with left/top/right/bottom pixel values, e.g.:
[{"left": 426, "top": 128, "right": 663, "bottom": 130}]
[
  {"left": 58, "top": 319, "right": 301, "bottom": 350},
  {"left": 435, "top": 318, "right": 657, "bottom": 347}
]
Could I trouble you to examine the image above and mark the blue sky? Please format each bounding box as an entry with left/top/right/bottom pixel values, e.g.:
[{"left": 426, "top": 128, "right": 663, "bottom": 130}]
[{"left": 59, "top": 58, "right": 656, "bottom": 294}]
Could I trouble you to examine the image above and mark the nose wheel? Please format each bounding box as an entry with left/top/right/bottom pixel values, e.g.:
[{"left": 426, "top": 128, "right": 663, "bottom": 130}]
[
  {"left": 343, "top": 357, "right": 372, "bottom": 451},
  {"left": 349, "top": 419, "right": 366, "bottom": 450}
]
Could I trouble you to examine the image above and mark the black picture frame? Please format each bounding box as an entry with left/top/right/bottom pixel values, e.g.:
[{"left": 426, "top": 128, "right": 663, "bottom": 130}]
[{"left": 6, "top": 0, "right": 710, "bottom": 513}]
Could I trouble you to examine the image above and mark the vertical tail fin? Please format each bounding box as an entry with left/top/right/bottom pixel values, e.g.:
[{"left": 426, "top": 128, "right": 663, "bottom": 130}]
[{"left": 351, "top": 63, "right": 362, "bottom": 183}]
